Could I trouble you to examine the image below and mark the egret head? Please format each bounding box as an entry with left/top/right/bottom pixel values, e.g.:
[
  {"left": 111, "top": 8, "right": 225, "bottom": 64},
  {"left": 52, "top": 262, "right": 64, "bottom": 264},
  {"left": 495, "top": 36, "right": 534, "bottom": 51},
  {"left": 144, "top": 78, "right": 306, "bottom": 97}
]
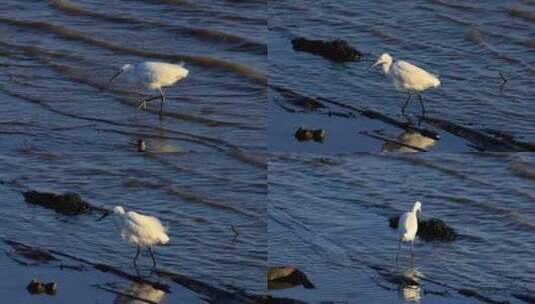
[
  {"left": 368, "top": 53, "right": 393, "bottom": 74},
  {"left": 413, "top": 201, "right": 422, "bottom": 214},
  {"left": 107, "top": 64, "right": 133, "bottom": 85},
  {"left": 121, "top": 64, "right": 133, "bottom": 72},
  {"left": 114, "top": 205, "right": 126, "bottom": 215}
]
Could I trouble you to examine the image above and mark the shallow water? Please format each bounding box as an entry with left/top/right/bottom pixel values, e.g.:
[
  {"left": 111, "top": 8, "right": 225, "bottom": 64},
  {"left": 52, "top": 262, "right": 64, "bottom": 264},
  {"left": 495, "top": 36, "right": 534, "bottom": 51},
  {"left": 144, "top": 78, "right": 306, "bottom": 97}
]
[
  {"left": 0, "top": 0, "right": 266, "bottom": 297},
  {"left": 268, "top": 153, "right": 535, "bottom": 303},
  {"left": 269, "top": 0, "right": 535, "bottom": 152}
]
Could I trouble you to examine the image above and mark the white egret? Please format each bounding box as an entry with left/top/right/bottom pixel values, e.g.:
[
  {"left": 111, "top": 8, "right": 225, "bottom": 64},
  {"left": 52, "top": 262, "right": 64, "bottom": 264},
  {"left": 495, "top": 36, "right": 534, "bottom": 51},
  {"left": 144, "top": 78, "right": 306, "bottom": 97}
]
[
  {"left": 107, "top": 62, "right": 189, "bottom": 117},
  {"left": 110, "top": 206, "right": 170, "bottom": 268},
  {"left": 396, "top": 201, "right": 422, "bottom": 262},
  {"left": 369, "top": 53, "right": 440, "bottom": 116}
]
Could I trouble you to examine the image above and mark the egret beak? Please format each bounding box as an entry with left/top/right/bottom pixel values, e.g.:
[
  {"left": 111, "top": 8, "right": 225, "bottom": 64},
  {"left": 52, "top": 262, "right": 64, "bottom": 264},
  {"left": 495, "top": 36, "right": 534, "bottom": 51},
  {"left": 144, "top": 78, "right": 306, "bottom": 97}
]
[
  {"left": 107, "top": 70, "right": 123, "bottom": 85},
  {"left": 95, "top": 211, "right": 110, "bottom": 222},
  {"left": 368, "top": 60, "right": 383, "bottom": 71}
]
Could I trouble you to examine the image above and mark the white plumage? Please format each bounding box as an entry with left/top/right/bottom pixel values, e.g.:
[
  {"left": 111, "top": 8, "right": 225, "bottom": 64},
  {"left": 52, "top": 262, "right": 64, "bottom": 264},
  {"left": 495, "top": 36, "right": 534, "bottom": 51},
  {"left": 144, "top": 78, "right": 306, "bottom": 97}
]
[
  {"left": 396, "top": 201, "right": 422, "bottom": 262},
  {"left": 108, "top": 61, "right": 189, "bottom": 116},
  {"left": 370, "top": 53, "right": 440, "bottom": 116},
  {"left": 113, "top": 206, "right": 169, "bottom": 268}
]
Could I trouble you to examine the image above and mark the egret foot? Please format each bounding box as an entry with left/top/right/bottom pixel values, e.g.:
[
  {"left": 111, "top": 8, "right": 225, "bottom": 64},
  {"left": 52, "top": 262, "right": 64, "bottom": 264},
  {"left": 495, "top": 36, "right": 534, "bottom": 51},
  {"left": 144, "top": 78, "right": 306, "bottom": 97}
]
[{"left": 137, "top": 101, "right": 148, "bottom": 109}]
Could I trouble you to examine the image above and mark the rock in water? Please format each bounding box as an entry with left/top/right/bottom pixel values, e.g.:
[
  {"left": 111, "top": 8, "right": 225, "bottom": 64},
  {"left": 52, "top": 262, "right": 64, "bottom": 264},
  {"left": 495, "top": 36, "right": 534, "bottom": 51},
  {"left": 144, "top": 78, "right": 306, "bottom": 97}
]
[
  {"left": 44, "top": 282, "right": 57, "bottom": 295},
  {"left": 291, "top": 37, "right": 361, "bottom": 61},
  {"left": 26, "top": 279, "right": 57, "bottom": 295},
  {"left": 22, "top": 190, "right": 91, "bottom": 215},
  {"left": 295, "top": 127, "right": 326, "bottom": 142},
  {"left": 27, "top": 279, "right": 46, "bottom": 294},
  {"left": 389, "top": 216, "right": 457, "bottom": 241},
  {"left": 268, "top": 266, "right": 316, "bottom": 290}
]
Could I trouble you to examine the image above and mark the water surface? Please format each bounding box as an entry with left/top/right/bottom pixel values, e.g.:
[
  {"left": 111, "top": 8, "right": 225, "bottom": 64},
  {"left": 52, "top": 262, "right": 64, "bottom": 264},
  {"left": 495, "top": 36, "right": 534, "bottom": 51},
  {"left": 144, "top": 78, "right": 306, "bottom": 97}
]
[
  {"left": 269, "top": 153, "right": 535, "bottom": 303},
  {"left": 269, "top": 0, "right": 535, "bottom": 152}
]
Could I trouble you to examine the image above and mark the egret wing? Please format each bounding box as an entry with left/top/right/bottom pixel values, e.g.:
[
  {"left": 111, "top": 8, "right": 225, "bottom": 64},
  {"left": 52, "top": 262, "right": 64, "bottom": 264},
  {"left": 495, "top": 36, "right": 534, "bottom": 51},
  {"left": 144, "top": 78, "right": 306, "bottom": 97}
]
[
  {"left": 393, "top": 60, "right": 438, "bottom": 90},
  {"left": 399, "top": 212, "right": 410, "bottom": 235},
  {"left": 126, "top": 211, "right": 166, "bottom": 232}
]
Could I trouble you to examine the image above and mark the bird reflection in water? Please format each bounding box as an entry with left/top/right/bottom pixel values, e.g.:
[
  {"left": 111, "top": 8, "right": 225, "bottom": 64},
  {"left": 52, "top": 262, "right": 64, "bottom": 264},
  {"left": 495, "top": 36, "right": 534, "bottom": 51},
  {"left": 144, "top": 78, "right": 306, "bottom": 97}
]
[
  {"left": 382, "top": 130, "right": 436, "bottom": 152},
  {"left": 113, "top": 282, "right": 166, "bottom": 304},
  {"left": 399, "top": 268, "right": 423, "bottom": 303}
]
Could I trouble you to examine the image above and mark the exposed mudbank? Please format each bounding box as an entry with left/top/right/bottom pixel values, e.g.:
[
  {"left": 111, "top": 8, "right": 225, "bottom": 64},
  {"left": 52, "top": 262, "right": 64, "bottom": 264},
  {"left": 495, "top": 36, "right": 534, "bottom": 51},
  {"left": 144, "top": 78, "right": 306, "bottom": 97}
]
[
  {"left": 389, "top": 216, "right": 457, "bottom": 241},
  {"left": 291, "top": 37, "right": 362, "bottom": 61}
]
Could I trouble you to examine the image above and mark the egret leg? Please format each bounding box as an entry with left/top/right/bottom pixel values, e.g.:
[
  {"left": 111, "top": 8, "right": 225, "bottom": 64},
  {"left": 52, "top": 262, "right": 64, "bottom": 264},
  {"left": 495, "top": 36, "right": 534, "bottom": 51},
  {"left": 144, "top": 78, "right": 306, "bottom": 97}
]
[
  {"left": 148, "top": 247, "right": 157, "bottom": 269},
  {"left": 395, "top": 239, "right": 401, "bottom": 263},
  {"left": 401, "top": 91, "right": 412, "bottom": 115},
  {"left": 418, "top": 94, "right": 426, "bottom": 117},
  {"left": 410, "top": 240, "right": 415, "bottom": 260},
  {"left": 137, "top": 96, "right": 161, "bottom": 109},
  {"left": 133, "top": 245, "right": 140, "bottom": 268},
  {"left": 158, "top": 88, "right": 166, "bottom": 117}
]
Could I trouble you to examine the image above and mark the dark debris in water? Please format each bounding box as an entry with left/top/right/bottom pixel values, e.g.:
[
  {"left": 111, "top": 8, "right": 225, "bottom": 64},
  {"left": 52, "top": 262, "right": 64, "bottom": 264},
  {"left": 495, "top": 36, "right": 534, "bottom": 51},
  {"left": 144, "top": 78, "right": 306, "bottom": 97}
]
[
  {"left": 291, "top": 37, "right": 362, "bottom": 61},
  {"left": 389, "top": 216, "right": 457, "bottom": 241},
  {"left": 22, "top": 190, "right": 91, "bottom": 215}
]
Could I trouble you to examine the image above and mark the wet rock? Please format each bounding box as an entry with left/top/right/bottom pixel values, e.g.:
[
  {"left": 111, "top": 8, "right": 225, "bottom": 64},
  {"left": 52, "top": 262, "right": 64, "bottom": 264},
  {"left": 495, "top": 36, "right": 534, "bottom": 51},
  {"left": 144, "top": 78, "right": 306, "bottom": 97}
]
[
  {"left": 312, "top": 129, "right": 326, "bottom": 142},
  {"left": 389, "top": 216, "right": 457, "bottom": 241},
  {"left": 27, "top": 279, "right": 46, "bottom": 294},
  {"left": 268, "top": 266, "right": 316, "bottom": 290},
  {"left": 137, "top": 139, "right": 147, "bottom": 152},
  {"left": 291, "top": 37, "right": 362, "bottom": 61},
  {"left": 295, "top": 127, "right": 326, "bottom": 142},
  {"left": 45, "top": 282, "right": 57, "bottom": 295},
  {"left": 23, "top": 190, "right": 91, "bottom": 215},
  {"left": 295, "top": 127, "right": 313, "bottom": 141},
  {"left": 27, "top": 279, "right": 56, "bottom": 295}
]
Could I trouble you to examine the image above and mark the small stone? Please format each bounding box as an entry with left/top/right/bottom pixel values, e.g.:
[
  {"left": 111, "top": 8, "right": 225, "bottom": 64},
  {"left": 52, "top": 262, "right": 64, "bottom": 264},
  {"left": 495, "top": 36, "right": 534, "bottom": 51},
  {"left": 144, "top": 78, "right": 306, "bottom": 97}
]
[
  {"left": 294, "top": 127, "right": 314, "bottom": 141},
  {"left": 27, "top": 279, "right": 46, "bottom": 294},
  {"left": 312, "top": 129, "right": 326, "bottom": 142},
  {"left": 45, "top": 282, "right": 57, "bottom": 295},
  {"left": 137, "top": 139, "right": 147, "bottom": 152}
]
